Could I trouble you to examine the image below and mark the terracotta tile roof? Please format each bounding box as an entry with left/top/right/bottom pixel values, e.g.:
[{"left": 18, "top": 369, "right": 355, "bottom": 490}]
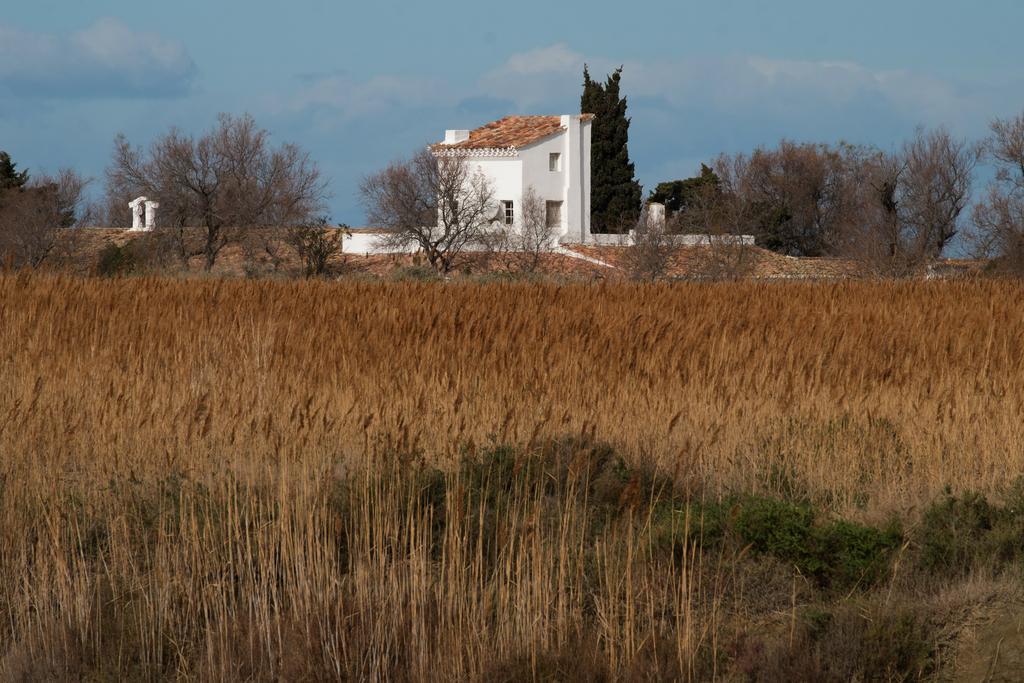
[{"left": 434, "top": 114, "right": 595, "bottom": 151}]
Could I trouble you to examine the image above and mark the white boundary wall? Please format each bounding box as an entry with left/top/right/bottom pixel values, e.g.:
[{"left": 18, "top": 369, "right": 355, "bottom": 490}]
[
  {"left": 343, "top": 232, "right": 409, "bottom": 255},
  {"left": 343, "top": 230, "right": 497, "bottom": 256},
  {"left": 343, "top": 229, "right": 754, "bottom": 255}
]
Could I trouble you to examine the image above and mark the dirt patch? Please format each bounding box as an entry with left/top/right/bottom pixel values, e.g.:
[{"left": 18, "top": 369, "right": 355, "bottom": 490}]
[{"left": 954, "top": 604, "right": 1024, "bottom": 681}]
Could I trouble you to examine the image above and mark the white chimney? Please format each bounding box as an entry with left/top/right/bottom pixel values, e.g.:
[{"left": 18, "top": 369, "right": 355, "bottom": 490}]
[
  {"left": 647, "top": 202, "right": 666, "bottom": 233},
  {"left": 444, "top": 129, "right": 470, "bottom": 144}
]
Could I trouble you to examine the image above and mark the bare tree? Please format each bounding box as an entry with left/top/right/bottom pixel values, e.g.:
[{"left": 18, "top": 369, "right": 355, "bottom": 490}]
[
  {"left": 488, "top": 187, "right": 558, "bottom": 274},
  {"left": 622, "top": 207, "right": 674, "bottom": 281},
  {"left": 970, "top": 112, "right": 1024, "bottom": 271},
  {"left": 240, "top": 229, "right": 289, "bottom": 276},
  {"left": 673, "top": 155, "right": 759, "bottom": 279},
  {"left": 288, "top": 218, "right": 347, "bottom": 278},
  {"left": 827, "top": 148, "right": 913, "bottom": 275},
  {"left": 899, "top": 127, "right": 977, "bottom": 262},
  {"left": 0, "top": 169, "right": 90, "bottom": 269},
  {"left": 0, "top": 188, "right": 60, "bottom": 268},
  {"left": 106, "top": 113, "right": 327, "bottom": 270},
  {"left": 360, "top": 148, "right": 497, "bottom": 274},
  {"left": 715, "top": 141, "right": 862, "bottom": 257},
  {"left": 709, "top": 131, "right": 976, "bottom": 275},
  {"left": 844, "top": 128, "right": 976, "bottom": 274}
]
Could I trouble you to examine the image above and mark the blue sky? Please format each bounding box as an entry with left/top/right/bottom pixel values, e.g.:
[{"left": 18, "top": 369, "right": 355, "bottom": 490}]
[{"left": 2, "top": 0, "right": 1023, "bottom": 225}]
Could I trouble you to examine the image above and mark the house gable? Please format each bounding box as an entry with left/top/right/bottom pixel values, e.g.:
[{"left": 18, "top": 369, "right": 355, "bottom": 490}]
[{"left": 433, "top": 115, "right": 594, "bottom": 155}]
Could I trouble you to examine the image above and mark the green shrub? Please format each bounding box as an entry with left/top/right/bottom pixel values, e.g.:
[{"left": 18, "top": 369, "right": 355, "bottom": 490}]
[
  {"left": 815, "top": 518, "right": 902, "bottom": 588},
  {"left": 733, "top": 496, "right": 901, "bottom": 589},
  {"left": 648, "top": 495, "right": 901, "bottom": 589},
  {"left": 734, "top": 496, "right": 817, "bottom": 565},
  {"left": 918, "top": 489, "right": 1024, "bottom": 575},
  {"left": 649, "top": 501, "right": 727, "bottom": 558}
]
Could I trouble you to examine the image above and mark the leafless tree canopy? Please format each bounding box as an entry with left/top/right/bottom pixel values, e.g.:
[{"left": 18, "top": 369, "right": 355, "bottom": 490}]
[
  {"left": 741, "top": 142, "right": 862, "bottom": 257},
  {"left": 288, "top": 219, "right": 347, "bottom": 278},
  {"left": 106, "top": 113, "right": 327, "bottom": 269},
  {"left": 898, "top": 127, "right": 977, "bottom": 260},
  {"left": 0, "top": 169, "right": 89, "bottom": 269},
  {"left": 361, "top": 149, "right": 497, "bottom": 274},
  {"left": 971, "top": 113, "right": 1024, "bottom": 271},
  {"left": 703, "top": 129, "right": 975, "bottom": 274}
]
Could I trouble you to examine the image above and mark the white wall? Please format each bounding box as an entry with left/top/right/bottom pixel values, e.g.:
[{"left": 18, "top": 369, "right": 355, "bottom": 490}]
[
  {"left": 580, "top": 119, "right": 592, "bottom": 241},
  {"left": 465, "top": 157, "right": 522, "bottom": 223},
  {"left": 342, "top": 230, "right": 498, "bottom": 255},
  {"left": 520, "top": 137, "right": 565, "bottom": 193},
  {"left": 343, "top": 231, "right": 409, "bottom": 255},
  {"left": 586, "top": 233, "right": 632, "bottom": 246},
  {"left": 519, "top": 135, "right": 567, "bottom": 238},
  {"left": 515, "top": 115, "right": 592, "bottom": 243},
  {"left": 344, "top": 228, "right": 755, "bottom": 254}
]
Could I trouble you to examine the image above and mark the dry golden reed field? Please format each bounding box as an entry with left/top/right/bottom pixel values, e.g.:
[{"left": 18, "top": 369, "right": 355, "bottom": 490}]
[{"left": 1, "top": 272, "right": 1023, "bottom": 680}]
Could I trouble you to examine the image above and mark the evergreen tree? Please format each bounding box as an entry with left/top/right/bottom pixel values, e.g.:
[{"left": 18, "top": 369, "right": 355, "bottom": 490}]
[
  {"left": 581, "top": 66, "right": 642, "bottom": 233},
  {"left": 0, "top": 151, "right": 29, "bottom": 191},
  {"left": 649, "top": 164, "right": 722, "bottom": 216}
]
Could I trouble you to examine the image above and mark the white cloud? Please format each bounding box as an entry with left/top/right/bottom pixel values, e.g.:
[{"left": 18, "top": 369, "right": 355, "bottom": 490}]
[
  {"left": 281, "top": 43, "right": 989, "bottom": 140},
  {"left": 268, "top": 44, "right": 1021, "bottom": 224},
  {"left": 478, "top": 45, "right": 984, "bottom": 129},
  {"left": 468, "top": 45, "right": 1024, "bottom": 203},
  {"left": 495, "top": 43, "right": 584, "bottom": 76},
  {"left": 282, "top": 72, "right": 452, "bottom": 123},
  {"left": 478, "top": 44, "right": 599, "bottom": 110},
  {"left": 0, "top": 18, "right": 196, "bottom": 98}
]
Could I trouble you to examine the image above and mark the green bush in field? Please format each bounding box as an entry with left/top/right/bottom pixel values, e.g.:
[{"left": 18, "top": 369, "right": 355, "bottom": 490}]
[
  {"left": 732, "top": 496, "right": 902, "bottom": 589},
  {"left": 918, "top": 486, "right": 1024, "bottom": 576},
  {"left": 649, "top": 501, "right": 727, "bottom": 557},
  {"left": 650, "top": 495, "right": 903, "bottom": 590}
]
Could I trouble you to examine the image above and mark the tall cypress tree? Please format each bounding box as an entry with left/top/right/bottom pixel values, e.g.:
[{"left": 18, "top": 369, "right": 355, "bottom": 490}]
[{"left": 581, "top": 66, "right": 642, "bottom": 233}]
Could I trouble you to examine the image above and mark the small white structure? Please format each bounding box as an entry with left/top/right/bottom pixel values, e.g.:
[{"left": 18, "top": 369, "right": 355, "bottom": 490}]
[
  {"left": 128, "top": 196, "right": 159, "bottom": 231},
  {"left": 647, "top": 202, "right": 666, "bottom": 232}
]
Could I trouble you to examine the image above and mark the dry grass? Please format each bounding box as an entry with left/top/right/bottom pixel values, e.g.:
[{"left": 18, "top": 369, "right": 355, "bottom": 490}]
[{"left": 1, "top": 273, "right": 1022, "bottom": 679}]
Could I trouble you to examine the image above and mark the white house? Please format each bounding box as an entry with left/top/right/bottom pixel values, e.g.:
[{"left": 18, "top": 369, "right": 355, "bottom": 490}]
[
  {"left": 344, "top": 114, "right": 594, "bottom": 255},
  {"left": 433, "top": 114, "right": 593, "bottom": 243},
  {"left": 341, "top": 113, "right": 755, "bottom": 256}
]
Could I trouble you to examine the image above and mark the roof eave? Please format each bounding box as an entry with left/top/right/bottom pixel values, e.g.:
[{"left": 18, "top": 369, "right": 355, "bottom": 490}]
[{"left": 431, "top": 146, "right": 520, "bottom": 158}]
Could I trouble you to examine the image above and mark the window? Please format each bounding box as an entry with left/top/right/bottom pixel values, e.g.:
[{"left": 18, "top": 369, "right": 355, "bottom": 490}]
[
  {"left": 503, "top": 200, "right": 514, "bottom": 226},
  {"left": 549, "top": 152, "right": 561, "bottom": 172},
  {"left": 545, "top": 201, "right": 562, "bottom": 229}
]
